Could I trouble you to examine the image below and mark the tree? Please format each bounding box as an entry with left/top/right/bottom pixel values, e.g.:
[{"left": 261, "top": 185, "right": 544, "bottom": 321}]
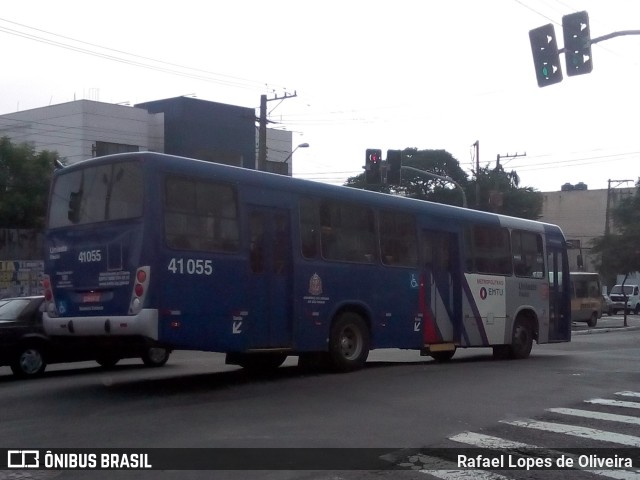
[
  {"left": 473, "top": 165, "right": 543, "bottom": 220},
  {"left": 592, "top": 180, "right": 640, "bottom": 283},
  {"left": 0, "top": 136, "right": 59, "bottom": 229},
  {"left": 344, "top": 148, "right": 543, "bottom": 219},
  {"left": 344, "top": 149, "right": 469, "bottom": 207}
]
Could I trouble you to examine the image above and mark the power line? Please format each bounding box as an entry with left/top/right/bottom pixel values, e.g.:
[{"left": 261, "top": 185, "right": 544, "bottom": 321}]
[{"left": 0, "top": 17, "right": 280, "bottom": 93}]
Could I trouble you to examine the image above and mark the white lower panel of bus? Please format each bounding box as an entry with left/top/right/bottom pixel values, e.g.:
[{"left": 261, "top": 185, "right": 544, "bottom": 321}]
[{"left": 43, "top": 309, "right": 159, "bottom": 340}]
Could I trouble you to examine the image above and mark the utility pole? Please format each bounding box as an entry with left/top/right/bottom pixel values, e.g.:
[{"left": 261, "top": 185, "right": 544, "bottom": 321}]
[
  {"left": 473, "top": 140, "right": 480, "bottom": 207},
  {"left": 496, "top": 152, "right": 526, "bottom": 170},
  {"left": 605, "top": 179, "right": 634, "bottom": 235},
  {"left": 258, "top": 91, "right": 297, "bottom": 171}
]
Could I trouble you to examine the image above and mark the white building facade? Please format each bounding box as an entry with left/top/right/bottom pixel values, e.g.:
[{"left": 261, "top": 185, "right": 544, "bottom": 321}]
[{"left": 0, "top": 100, "right": 164, "bottom": 164}]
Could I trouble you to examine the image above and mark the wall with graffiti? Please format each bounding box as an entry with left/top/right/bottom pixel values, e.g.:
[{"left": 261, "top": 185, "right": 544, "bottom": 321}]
[{"left": 0, "top": 229, "right": 44, "bottom": 298}]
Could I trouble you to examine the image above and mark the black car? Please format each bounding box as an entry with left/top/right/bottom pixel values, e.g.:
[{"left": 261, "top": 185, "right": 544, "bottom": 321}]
[{"left": 0, "top": 296, "right": 171, "bottom": 378}]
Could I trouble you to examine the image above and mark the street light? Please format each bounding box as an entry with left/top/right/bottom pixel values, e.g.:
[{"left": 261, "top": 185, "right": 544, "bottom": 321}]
[{"left": 284, "top": 142, "right": 309, "bottom": 163}]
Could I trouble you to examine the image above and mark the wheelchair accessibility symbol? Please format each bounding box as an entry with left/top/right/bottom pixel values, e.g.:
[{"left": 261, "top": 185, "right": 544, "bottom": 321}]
[{"left": 410, "top": 274, "right": 419, "bottom": 289}]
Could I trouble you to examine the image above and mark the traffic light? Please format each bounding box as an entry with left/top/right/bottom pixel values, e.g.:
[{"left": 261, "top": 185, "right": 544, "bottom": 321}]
[
  {"left": 563, "top": 11, "right": 593, "bottom": 77},
  {"left": 365, "top": 149, "right": 382, "bottom": 184},
  {"left": 386, "top": 149, "right": 402, "bottom": 185},
  {"left": 529, "top": 24, "right": 563, "bottom": 87}
]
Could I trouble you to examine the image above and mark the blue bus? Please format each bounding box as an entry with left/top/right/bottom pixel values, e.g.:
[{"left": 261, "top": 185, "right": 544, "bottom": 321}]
[{"left": 42, "top": 152, "right": 571, "bottom": 372}]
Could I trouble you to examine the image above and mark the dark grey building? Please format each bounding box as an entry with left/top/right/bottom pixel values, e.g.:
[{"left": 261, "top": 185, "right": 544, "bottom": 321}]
[{"left": 136, "top": 96, "right": 256, "bottom": 169}]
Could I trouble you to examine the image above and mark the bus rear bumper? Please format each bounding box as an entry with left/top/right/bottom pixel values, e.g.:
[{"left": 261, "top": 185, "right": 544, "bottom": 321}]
[{"left": 43, "top": 309, "right": 159, "bottom": 340}]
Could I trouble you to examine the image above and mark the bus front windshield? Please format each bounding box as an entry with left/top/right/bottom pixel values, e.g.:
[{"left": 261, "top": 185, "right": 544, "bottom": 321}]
[{"left": 48, "top": 160, "right": 143, "bottom": 228}]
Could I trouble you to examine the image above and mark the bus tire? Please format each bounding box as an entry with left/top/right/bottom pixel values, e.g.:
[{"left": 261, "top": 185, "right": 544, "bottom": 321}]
[
  {"left": 11, "top": 343, "right": 47, "bottom": 378},
  {"left": 142, "top": 347, "right": 170, "bottom": 367},
  {"left": 587, "top": 312, "right": 598, "bottom": 327},
  {"left": 508, "top": 317, "right": 534, "bottom": 360},
  {"left": 328, "top": 312, "right": 370, "bottom": 372}
]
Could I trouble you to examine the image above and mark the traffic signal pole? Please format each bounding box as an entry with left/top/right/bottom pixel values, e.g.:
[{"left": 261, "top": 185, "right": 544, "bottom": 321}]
[
  {"left": 559, "top": 29, "right": 640, "bottom": 53},
  {"left": 401, "top": 166, "right": 468, "bottom": 208},
  {"left": 530, "top": 9, "right": 640, "bottom": 87}
]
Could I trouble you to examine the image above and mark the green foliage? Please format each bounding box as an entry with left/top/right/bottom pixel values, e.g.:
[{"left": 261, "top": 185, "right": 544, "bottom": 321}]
[
  {"left": 591, "top": 180, "right": 640, "bottom": 278},
  {"left": 345, "top": 149, "right": 469, "bottom": 207},
  {"left": 473, "top": 165, "right": 543, "bottom": 220},
  {"left": 344, "top": 149, "right": 542, "bottom": 220},
  {"left": 0, "top": 136, "right": 58, "bottom": 229}
]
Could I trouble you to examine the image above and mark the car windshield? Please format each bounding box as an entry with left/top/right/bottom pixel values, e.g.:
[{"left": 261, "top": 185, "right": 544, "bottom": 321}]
[
  {"left": 0, "top": 299, "right": 30, "bottom": 320},
  {"left": 611, "top": 285, "right": 634, "bottom": 295}
]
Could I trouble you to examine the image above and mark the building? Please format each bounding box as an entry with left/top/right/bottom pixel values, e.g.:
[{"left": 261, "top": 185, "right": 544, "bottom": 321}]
[
  {"left": 0, "top": 97, "right": 292, "bottom": 171},
  {"left": 539, "top": 183, "right": 635, "bottom": 274},
  {"left": 135, "top": 96, "right": 258, "bottom": 169},
  {"left": 0, "top": 99, "right": 164, "bottom": 163}
]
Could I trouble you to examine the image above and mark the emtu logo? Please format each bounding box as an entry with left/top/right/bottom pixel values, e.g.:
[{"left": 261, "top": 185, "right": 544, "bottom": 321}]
[{"left": 8, "top": 450, "right": 40, "bottom": 468}]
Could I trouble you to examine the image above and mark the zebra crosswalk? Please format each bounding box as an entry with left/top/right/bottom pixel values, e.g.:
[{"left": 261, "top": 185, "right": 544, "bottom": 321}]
[{"left": 417, "top": 391, "right": 640, "bottom": 480}]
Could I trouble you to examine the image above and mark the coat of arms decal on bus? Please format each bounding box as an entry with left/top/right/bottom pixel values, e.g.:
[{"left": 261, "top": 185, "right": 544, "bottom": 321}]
[{"left": 309, "top": 273, "right": 323, "bottom": 296}]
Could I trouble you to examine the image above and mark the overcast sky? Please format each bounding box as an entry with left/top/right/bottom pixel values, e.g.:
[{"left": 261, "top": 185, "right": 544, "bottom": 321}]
[{"left": 2, "top": 0, "right": 639, "bottom": 192}]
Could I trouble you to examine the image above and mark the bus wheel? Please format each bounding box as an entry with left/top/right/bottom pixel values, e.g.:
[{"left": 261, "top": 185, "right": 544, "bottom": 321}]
[
  {"left": 430, "top": 349, "right": 456, "bottom": 362},
  {"left": 587, "top": 312, "right": 598, "bottom": 327},
  {"left": 328, "top": 312, "right": 370, "bottom": 372},
  {"left": 11, "top": 344, "right": 47, "bottom": 378},
  {"left": 142, "top": 347, "right": 170, "bottom": 367},
  {"left": 508, "top": 317, "right": 534, "bottom": 360}
]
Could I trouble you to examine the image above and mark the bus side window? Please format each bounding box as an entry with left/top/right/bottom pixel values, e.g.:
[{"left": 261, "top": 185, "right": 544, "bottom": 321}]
[
  {"left": 249, "top": 213, "right": 265, "bottom": 274},
  {"left": 299, "top": 198, "right": 318, "bottom": 259},
  {"left": 512, "top": 230, "right": 544, "bottom": 278},
  {"left": 380, "top": 211, "right": 418, "bottom": 267},
  {"left": 319, "top": 200, "right": 377, "bottom": 263}
]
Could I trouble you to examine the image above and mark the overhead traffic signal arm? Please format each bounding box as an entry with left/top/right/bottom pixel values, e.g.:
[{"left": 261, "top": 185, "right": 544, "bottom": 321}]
[{"left": 530, "top": 10, "right": 640, "bottom": 87}]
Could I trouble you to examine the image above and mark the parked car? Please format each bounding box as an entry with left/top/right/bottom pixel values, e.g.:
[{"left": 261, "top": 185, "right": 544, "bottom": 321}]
[
  {"left": 0, "top": 296, "right": 171, "bottom": 378},
  {"left": 609, "top": 284, "right": 640, "bottom": 315},
  {"left": 602, "top": 294, "right": 613, "bottom": 316}
]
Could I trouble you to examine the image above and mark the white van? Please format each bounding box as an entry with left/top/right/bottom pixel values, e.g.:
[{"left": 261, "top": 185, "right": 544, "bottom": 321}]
[{"left": 609, "top": 284, "right": 640, "bottom": 315}]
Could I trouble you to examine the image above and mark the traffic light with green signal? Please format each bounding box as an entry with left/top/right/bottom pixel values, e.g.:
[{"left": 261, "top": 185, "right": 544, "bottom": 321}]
[
  {"left": 563, "top": 11, "right": 593, "bottom": 76},
  {"left": 529, "top": 24, "right": 563, "bottom": 87}
]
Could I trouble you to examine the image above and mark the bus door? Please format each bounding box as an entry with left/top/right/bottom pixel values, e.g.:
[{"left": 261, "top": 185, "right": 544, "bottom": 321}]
[
  {"left": 547, "top": 243, "right": 571, "bottom": 342},
  {"left": 247, "top": 207, "right": 293, "bottom": 347},
  {"left": 420, "top": 230, "right": 461, "bottom": 344}
]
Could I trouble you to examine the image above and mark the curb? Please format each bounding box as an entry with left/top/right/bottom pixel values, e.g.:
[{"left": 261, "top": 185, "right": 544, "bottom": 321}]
[{"left": 572, "top": 325, "right": 640, "bottom": 335}]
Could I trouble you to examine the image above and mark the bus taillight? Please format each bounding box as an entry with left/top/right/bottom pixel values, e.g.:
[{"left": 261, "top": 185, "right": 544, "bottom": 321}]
[
  {"left": 42, "top": 275, "right": 58, "bottom": 317},
  {"left": 129, "top": 266, "right": 150, "bottom": 315}
]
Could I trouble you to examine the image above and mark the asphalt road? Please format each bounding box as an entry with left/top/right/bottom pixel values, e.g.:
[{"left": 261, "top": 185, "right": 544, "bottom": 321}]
[{"left": 1, "top": 316, "right": 639, "bottom": 480}]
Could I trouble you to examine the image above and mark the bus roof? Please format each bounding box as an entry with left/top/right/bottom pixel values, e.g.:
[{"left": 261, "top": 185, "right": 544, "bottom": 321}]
[{"left": 57, "top": 151, "right": 564, "bottom": 236}]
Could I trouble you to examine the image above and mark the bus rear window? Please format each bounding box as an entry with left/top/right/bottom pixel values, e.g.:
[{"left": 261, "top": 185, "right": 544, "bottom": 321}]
[{"left": 48, "top": 161, "right": 143, "bottom": 228}]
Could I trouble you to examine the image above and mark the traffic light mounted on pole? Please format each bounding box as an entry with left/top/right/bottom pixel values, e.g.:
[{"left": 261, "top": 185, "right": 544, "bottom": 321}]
[
  {"left": 386, "top": 149, "right": 402, "bottom": 185},
  {"left": 365, "top": 149, "right": 382, "bottom": 184},
  {"left": 563, "top": 11, "right": 593, "bottom": 76},
  {"left": 529, "top": 24, "right": 563, "bottom": 87}
]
